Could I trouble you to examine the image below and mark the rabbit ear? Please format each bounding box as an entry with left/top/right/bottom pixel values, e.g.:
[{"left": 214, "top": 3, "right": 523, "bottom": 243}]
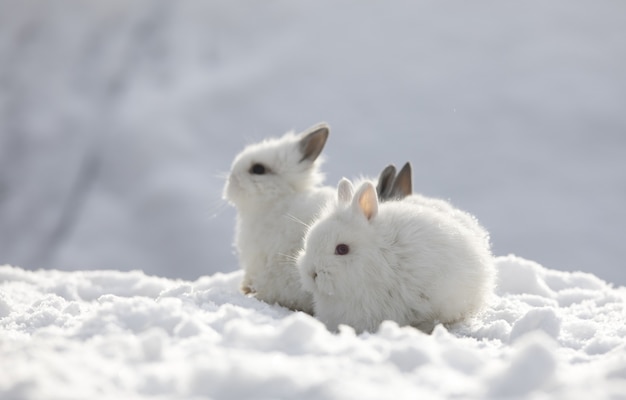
[
  {"left": 391, "top": 162, "right": 413, "bottom": 198},
  {"left": 337, "top": 178, "right": 355, "bottom": 204},
  {"left": 353, "top": 182, "right": 378, "bottom": 221},
  {"left": 376, "top": 164, "right": 396, "bottom": 201},
  {"left": 299, "top": 123, "right": 329, "bottom": 163}
]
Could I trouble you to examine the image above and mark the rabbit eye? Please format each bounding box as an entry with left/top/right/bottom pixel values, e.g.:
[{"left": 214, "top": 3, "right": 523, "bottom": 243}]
[
  {"left": 335, "top": 244, "right": 350, "bottom": 256},
  {"left": 249, "top": 163, "right": 267, "bottom": 175}
]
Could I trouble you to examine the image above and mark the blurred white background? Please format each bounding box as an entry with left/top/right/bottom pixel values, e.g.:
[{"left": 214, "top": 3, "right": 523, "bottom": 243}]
[{"left": 1, "top": 0, "right": 625, "bottom": 285}]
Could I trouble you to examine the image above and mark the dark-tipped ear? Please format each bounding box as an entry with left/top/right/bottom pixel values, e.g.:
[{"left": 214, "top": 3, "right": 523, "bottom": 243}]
[
  {"left": 338, "top": 178, "right": 355, "bottom": 204},
  {"left": 391, "top": 162, "right": 413, "bottom": 199},
  {"left": 299, "top": 123, "right": 329, "bottom": 163},
  {"left": 353, "top": 182, "right": 378, "bottom": 221},
  {"left": 376, "top": 164, "right": 396, "bottom": 201}
]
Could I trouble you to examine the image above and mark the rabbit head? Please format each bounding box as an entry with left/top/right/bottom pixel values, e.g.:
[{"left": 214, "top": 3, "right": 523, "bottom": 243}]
[
  {"left": 223, "top": 123, "right": 329, "bottom": 211},
  {"left": 298, "top": 179, "right": 395, "bottom": 300}
]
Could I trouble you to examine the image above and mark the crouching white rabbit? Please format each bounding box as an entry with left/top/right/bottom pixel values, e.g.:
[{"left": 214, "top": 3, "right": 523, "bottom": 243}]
[
  {"left": 297, "top": 178, "right": 495, "bottom": 333},
  {"left": 223, "top": 123, "right": 411, "bottom": 314}
]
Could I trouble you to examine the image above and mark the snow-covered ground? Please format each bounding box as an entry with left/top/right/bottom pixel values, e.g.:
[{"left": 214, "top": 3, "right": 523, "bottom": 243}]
[
  {"left": 1, "top": 256, "right": 625, "bottom": 399},
  {"left": 1, "top": 2, "right": 626, "bottom": 397},
  {"left": 0, "top": 1, "right": 625, "bottom": 286}
]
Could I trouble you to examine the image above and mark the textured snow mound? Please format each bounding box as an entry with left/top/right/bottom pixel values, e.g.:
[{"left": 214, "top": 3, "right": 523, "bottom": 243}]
[{"left": 1, "top": 255, "right": 625, "bottom": 399}]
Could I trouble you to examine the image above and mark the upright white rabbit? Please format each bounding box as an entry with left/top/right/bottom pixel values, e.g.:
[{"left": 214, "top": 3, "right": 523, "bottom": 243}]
[
  {"left": 297, "top": 178, "right": 495, "bottom": 333},
  {"left": 223, "top": 123, "right": 411, "bottom": 314}
]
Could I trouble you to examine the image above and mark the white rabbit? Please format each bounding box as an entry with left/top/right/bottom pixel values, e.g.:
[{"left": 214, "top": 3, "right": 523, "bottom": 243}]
[
  {"left": 223, "top": 123, "right": 410, "bottom": 314},
  {"left": 297, "top": 178, "right": 495, "bottom": 333}
]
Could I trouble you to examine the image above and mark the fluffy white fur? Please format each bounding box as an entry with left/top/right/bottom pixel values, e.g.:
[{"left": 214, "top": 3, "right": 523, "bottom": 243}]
[
  {"left": 223, "top": 124, "right": 333, "bottom": 314},
  {"left": 404, "top": 194, "right": 491, "bottom": 246},
  {"left": 224, "top": 124, "right": 414, "bottom": 314},
  {"left": 297, "top": 179, "right": 495, "bottom": 334}
]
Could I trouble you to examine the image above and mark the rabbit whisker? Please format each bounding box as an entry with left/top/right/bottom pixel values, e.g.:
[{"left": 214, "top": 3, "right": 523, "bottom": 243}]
[
  {"left": 214, "top": 170, "right": 230, "bottom": 180},
  {"left": 284, "top": 213, "right": 311, "bottom": 229},
  {"left": 277, "top": 252, "right": 301, "bottom": 266},
  {"left": 206, "top": 198, "right": 230, "bottom": 219}
]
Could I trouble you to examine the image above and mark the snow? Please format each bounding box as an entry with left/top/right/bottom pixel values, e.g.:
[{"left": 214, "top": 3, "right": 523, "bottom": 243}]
[
  {"left": 1, "top": 2, "right": 626, "bottom": 398},
  {"left": 1, "top": 255, "right": 625, "bottom": 399}
]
